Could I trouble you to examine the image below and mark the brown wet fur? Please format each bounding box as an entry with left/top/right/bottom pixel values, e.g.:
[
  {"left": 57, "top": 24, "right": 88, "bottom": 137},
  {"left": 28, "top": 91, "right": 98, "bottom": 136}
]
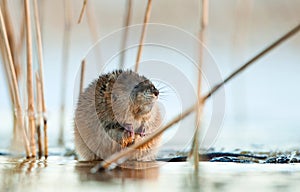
[{"left": 74, "top": 70, "right": 162, "bottom": 161}]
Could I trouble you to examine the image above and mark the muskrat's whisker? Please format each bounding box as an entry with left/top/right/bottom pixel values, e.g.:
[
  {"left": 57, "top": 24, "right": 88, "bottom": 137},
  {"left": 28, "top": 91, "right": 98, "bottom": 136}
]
[
  {"left": 158, "top": 94, "right": 171, "bottom": 100},
  {"left": 157, "top": 93, "right": 169, "bottom": 97},
  {"left": 158, "top": 98, "right": 169, "bottom": 102},
  {"left": 159, "top": 91, "right": 174, "bottom": 96},
  {"left": 158, "top": 90, "right": 174, "bottom": 94},
  {"left": 153, "top": 81, "right": 162, "bottom": 86},
  {"left": 156, "top": 84, "right": 170, "bottom": 90},
  {"left": 157, "top": 86, "right": 174, "bottom": 93},
  {"left": 158, "top": 95, "right": 169, "bottom": 99},
  {"left": 158, "top": 93, "right": 173, "bottom": 98},
  {"left": 153, "top": 81, "right": 169, "bottom": 89},
  {"left": 158, "top": 98, "right": 167, "bottom": 101},
  {"left": 158, "top": 89, "right": 173, "bottom": 94}
]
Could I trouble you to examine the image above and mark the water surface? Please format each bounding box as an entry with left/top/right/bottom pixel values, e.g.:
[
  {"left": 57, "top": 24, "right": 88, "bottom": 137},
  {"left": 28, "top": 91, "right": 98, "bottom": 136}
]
[{"left": 1, "top": 155, "right": 300, "bottom": 192}]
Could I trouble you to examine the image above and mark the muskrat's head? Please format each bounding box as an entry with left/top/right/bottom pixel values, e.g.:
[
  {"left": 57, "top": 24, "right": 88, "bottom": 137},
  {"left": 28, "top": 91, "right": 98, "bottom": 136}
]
[
  {"left": 130, "top": 79, "right": 159, "bottom": 116},
  {"left": 110, "top": 70, "right": 159, "bottom": 119}
]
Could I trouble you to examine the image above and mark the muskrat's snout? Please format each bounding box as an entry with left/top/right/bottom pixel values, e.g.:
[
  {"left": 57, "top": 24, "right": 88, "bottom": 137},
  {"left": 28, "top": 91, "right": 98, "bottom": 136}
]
[{"left": 152, "top": 88, "right": 159, "bottom": 97}]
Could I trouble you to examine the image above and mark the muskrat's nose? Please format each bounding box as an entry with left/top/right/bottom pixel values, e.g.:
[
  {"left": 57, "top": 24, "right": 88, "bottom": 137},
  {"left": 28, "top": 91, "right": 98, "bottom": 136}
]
[{"left": 153, "top": 89, "right": 159, "bottom": 97}]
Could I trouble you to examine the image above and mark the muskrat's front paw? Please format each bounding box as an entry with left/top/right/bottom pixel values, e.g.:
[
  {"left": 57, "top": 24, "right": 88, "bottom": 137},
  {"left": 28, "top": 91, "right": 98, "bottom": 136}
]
[
  {"left": 137, "top": 125, "right": 146, "bottom": 137},
  {"left": 123, "top": 123, "right": 134, "bottom": 138}
]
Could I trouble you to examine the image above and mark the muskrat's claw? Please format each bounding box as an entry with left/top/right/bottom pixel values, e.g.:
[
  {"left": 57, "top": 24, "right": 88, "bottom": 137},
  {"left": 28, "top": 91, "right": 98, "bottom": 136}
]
[
  {"left": 137, "top": 125, "right": 146, "bottom": 137},
  {"left": 123, "top": 123, "right": 134, "bottom": 137}
]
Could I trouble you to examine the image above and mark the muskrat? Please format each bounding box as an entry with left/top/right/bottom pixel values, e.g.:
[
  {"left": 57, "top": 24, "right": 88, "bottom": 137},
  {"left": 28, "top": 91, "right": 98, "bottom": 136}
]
[{"left": 74, "top": 70, "right": 162, "bottom": 161}]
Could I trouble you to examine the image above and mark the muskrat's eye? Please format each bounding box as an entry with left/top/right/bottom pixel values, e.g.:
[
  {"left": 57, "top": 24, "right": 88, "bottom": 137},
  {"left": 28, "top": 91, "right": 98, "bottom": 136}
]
[{"left": 150, "top": 85, "right": 155, "bottom": 90}]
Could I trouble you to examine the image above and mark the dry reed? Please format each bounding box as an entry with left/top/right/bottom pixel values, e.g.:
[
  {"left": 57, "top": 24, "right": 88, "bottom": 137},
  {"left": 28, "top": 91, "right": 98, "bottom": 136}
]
[
  {"left": 0, "top": 7, "right": 31, "bottom": 157},
  {"left": 25, "top": 0, "right": 36, "bottom": 157},
  {"left": 93, "top": 23, "right": 300, "bottom": 171},
  {"left": 189, "top": 0, "right": 209, "bottom": 171},
  {"left": 33, "top": 0, "right": 48, "bottom": 158},
  {"left": 0, "top": 1, "right": 18, "bottom": 147},
  {"left": 35, "top": 73, "right": 43, "bottom": 158},
  {"left": 43, "top": 114, "right": 48, "bottom": 157},
  {"left": 86, "top": 4, "right": 102, "bottom": 65},
  {"left": 16, "top": 10, "right": 25, "bottom": 64},
  {"left": 58, "top": 0, "right": 72, "bottom": 146},
  {"left": 79, "top": 59, "right": 86, "bottom": 95},
  {"left": 119, "top": 0, "right": 132, "bottom": 69},
  {"left": 77, "top": 0, "right": 88, "bottom": 24},
  {"left": 2, "top": 0, "right": 21, "bottom": 81},
  {"left": 134, "top": 0, "right": 152, "bottom": 72}
]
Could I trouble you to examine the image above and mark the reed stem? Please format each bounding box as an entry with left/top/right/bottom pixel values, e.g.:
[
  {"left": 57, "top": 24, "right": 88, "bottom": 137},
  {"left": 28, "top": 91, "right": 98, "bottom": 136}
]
[
  {"left": 77, "top": 0, "right": 88, "bottom": 24},
  {"left": 33, "top": 0, "right": 48, "bottom": 158},
  {"left": 202, "top": 23, "right": 300, "bottom": 101},
  {"left": 189, "top": 0, "right": 209, "bottom": 171},
  {"left": 44, "top": 117, "right": 48, "bottom": 158},
  {"left": 17, "top": 10, "right": 25, "bottom": 64},
  {"left": 25, "top": 0, "right": 36, "bottom": 157},
  {"left": 79, "top": 59, "right": 86, "bottom": 95},
  {"left": 35, "top": 73, "right": 43, "bottom": 158},
  {"left": 119, "top": 0, "right": 132, "bottom": 69},
  {"left": 59, "top": 0, "right": 72, "bottom": 146},
  {"left": 0, "top": 7, "right": 31, "bottom": 157},
  {"left": 0, "top": 1, "right": 18, "bottom": 148},
  {"left": 134, "top": 0, "right": 152, "bottom": 72},
  {"left": 2, "top": 0, "right": 22, "bottom": 81},
  {"left": 86, "top": 4, "right": 101, "bottom": 65},
  {"left": 33, "top": 0, "right": 46, "bottom": 114}
]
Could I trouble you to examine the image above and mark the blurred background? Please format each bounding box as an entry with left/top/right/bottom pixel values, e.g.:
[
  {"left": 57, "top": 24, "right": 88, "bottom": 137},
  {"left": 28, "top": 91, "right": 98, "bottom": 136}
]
[{"left": 0, "top": 0, "right": 300, "bottom": 153}]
